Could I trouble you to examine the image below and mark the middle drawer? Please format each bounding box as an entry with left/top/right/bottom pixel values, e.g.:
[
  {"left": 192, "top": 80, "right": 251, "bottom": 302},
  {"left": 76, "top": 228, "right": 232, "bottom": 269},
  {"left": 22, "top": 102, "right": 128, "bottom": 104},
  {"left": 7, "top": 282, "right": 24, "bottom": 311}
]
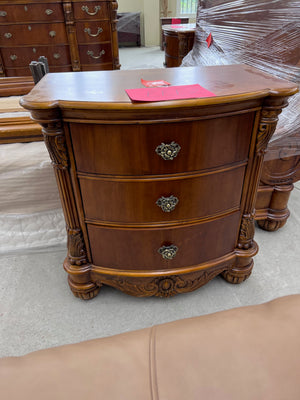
[
  {"left": 0, "top": 23, "right": 68, "bottom": 46},
  {"left": 79, "top": 166, "right": 245, "bottom": 224}
]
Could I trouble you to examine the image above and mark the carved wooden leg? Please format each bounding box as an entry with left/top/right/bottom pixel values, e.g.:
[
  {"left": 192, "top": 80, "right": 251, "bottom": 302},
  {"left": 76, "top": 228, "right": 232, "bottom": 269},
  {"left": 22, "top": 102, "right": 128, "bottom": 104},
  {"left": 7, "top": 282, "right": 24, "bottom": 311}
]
[
  {"left": 256, "top": 184, "right": 292, "bottom": 231},
  {"left": 64, "top": 258, "right": 101, "bottom": 300},
  {"left": 222, "top": 260, "right": 254, "bottom": 284},
  {"left": 67, "top": 277, "right": 101, "bottom": 300}
]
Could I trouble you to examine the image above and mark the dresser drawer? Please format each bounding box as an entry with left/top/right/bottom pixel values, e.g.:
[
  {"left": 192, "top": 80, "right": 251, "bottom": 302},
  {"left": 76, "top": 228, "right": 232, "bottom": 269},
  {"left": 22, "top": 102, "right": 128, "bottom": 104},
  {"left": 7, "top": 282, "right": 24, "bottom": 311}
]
[
  {"left": 0, "top": 23, "right": 67, "bottom": 46},
  {"left": 87, "top": 211, "right": 240, "bottom": 270},
  {"left": 76, "top": 21, "right": 111, "bottom": 44},
  {"left": 79, "top": 43, "right": 112, "bottom": 64},
  {"left": 79, "top": 166, "right": 245, "bottom": 224},
  {"left": 1, "top": 45, "right": 71, "bottom": 67},
  {"left": 0, "top": 3, "right": 64, "bottom": 23},
  {"left": 69, "top": 113, "right": 255, "bottom": 176},
  {"left": 73, "top": 2, "right": 109, "bottom": 20}
]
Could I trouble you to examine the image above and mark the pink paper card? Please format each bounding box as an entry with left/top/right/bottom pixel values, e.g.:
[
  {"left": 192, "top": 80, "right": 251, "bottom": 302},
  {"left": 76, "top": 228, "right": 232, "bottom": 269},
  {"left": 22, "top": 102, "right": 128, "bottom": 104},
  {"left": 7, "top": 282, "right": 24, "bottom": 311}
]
[
  {"left": 126, "top": 84, "right": 216, "bottom": 102},
  {"left": 172, "top": 18, "right": 181, "bottom": 24}
]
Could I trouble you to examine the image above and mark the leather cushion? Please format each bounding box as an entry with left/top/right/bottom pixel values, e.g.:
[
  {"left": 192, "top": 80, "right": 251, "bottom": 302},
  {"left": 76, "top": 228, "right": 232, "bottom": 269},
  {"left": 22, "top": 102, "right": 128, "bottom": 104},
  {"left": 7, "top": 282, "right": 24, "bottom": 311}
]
[{"left": 0, "top": 295, "right": 299, "bottom": 399}]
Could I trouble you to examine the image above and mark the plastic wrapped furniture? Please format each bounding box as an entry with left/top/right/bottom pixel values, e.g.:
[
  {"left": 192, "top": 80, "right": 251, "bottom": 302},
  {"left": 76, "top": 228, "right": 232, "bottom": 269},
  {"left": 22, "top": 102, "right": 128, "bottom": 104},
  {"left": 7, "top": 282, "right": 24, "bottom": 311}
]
[
  {"left": 1, "top": 295, "right": 300, "bottom": 399},
  {"left": 0, "top": 96, "right": 65, "bottom": 254},
  {"left": 117, "top": 12, "right": 141, "bottom": 47},
  {"left": 182, "top": 0, "right": 300, "bottom": 231}
]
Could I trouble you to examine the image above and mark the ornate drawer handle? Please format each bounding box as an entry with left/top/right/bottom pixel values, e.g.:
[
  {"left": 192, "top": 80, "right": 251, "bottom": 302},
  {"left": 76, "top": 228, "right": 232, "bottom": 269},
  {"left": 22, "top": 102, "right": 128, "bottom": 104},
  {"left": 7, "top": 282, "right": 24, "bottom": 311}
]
[
  {"left": 10, "top": 54, "right": 17, "bottom": 61},
  {"left": 0, "top": 11, "right": 7, "bottom": 17},
  {"left": 156, "top": 195, "right": 179, "bottom": 212},
  {"left": 158, "top": 245, "right": 178, "bottom": 260},
  {"left": 4, "top": 32, "right": 12, "bottom": 39},
  {"left": 49, "top": 31, "right": 56, "bottom": 38},
  {"left": 155, "top": 141, "right": 181, "bottom": 160},
  {"left": 81, "top": 5, "right": 101, "bottom": 16},
  {"left": 45, "top": 9, "right": 54, "bottom": 16},
  {"left": 87, "top": 49, "right": 105, "bottom": 59},
  {"left": 53, "top": 53, "right": 61, "bottom": 59},
  {"left": 84, "top": 27, "right": 103, "bottom": 37}
]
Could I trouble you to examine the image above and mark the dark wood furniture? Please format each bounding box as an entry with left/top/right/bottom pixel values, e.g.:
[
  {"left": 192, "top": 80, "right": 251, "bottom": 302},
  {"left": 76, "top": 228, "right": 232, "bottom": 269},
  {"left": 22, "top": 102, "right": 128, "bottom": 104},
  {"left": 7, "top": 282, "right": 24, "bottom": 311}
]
[
  {"left": 0, "top": 0, "right": 119, "bottom": 95},
  {"left": 160, "top": 16, "right": 189, "bottom": 50},
  {"left": 20, "top": 64, "right": 297, "bottom": 299},
  {"left": 162, "top": 23, "right": 195, "bottom": 67}
]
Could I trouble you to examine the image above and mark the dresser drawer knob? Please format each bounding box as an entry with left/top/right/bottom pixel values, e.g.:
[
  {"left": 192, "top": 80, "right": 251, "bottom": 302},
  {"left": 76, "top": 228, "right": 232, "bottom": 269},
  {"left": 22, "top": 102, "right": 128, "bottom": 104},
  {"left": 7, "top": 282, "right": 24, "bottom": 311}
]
[
  {"left": 155, "top": 141, "right": 181, "bottom": 160},
  {"left": 158, "top": 245, "right": 178, "bottom": 260},
  {"left": 45, "top": 9, "right": 54, "bottom": 16},
  {"left": 4, "top": 32, "right": 12, "bottom": 39},
  {"left": 49, "top": 31, "right": 56, "bottom": 38},
  {"left": 0, "top": 11, "right": 7, "bottom": 17},
  {"left": 53, "top": 53, "right": 61, "bottom": 59},
  {"left": 84, "top": 27, "right": 103, "bottom": 37},
  {"left": 156, "top": 195, "right": 179, "bottom": 212},
  {"left": 10, "top": 54, "right": 17, "bottom": 61},
  {"left": 87, "top": 49, "right": 105, "bottom": 59},
  {"left": 81, "top": 5, "right": 101, "bottom": 16}
]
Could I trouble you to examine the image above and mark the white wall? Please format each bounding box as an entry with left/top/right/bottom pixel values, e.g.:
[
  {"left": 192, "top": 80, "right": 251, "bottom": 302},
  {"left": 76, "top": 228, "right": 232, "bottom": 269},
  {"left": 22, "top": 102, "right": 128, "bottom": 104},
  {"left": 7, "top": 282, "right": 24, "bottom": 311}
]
[
  {"left": 117, "top": 0, "right": 160, "bottom": 46},
  {"left": 117, "top": 0, "right": 195, "bottom": 46}
]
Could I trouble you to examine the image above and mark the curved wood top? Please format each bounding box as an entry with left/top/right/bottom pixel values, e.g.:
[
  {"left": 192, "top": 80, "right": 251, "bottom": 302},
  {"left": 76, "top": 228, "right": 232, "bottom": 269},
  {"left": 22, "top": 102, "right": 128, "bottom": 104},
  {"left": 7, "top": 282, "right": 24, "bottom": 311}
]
[
  {"left": 20, "top": 64, "right": 298, "bottom": 111},
  {"left": 162, "top": 23, "right": 196, "bottom": 33}
]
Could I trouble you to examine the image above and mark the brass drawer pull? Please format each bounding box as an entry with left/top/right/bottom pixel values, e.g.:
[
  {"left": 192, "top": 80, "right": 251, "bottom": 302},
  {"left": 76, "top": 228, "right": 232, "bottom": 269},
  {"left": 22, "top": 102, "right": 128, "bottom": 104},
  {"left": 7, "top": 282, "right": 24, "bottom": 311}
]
[
  {"left": 0, "top": 11, "right": 7, "bottom": 17},
  {"left": 156, "top": 195, "right": 179, "bottom": 212},
  {"left": 4, "top": 32, "right": 12, "bottom": 39},
  {"left": 158, "top": 245, "right": 178, "bottom": 260},
  {"left": 49, "top": 31, "right": 56, "bottom": 38},
  {"left": 81, "top": 5, "right": 101, "bottom": 16},
  {"left": 10, "top": 54, "right": 17, "bottom": 61},
  {"left": 84, "top": 27, "right": 103, "bottom": 37},
  {"left": 45, "top": 9, "right": 54, "bottom": 16},
  {"left": 87, "top": 49, "right": 105, "bottom": 59},
  {"left": 53, "top": 53, "right": 61, "bottom": 59},
  {"left": 155, "top": 141, "right": 181, "bottom": 160}
]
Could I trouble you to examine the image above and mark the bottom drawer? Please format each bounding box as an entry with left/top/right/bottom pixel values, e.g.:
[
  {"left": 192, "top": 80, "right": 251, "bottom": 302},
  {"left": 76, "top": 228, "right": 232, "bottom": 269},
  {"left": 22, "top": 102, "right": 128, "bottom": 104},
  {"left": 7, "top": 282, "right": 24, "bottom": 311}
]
[
  {"left": 1, "top": 45, "right": 71, "bottom": 67},
  {"left": 79, "top": 43, "right": 112, "bottom": 64},
  {"left": 87, "top": 211, "right": 240, "bottom": 270}
]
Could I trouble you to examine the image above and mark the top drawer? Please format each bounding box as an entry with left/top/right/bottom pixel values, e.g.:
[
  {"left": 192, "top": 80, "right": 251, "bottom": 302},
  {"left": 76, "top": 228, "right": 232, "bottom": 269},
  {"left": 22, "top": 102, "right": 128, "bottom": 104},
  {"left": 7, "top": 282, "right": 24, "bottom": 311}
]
[
  {"left": 69, "top": 112, "right": 255, "bottom": 176},
  {"left": 0, "top": 4, "right": 64, "bottom": 23},
  {"left": 73, "top": 2, "right": 109, "bottom": 20}
]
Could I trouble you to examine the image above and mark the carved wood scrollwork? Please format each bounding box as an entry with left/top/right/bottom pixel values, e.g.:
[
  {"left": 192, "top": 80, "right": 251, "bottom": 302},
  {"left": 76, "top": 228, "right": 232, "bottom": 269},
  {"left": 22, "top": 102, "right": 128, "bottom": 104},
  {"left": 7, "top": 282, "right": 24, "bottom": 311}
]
[
  {"left": 42, "top": 116, "right": 88, "bottom": 266},
  {"left": 256, "top": 98, "right": 288, "bottom": 156},
  {"left": 111, "top": 1, "right": 118, "bottom": 32},
  {"left": 238, "top": 214, "right": 255, "bottom": 250},
  {"left": 96, "top": 266, "right": 226, "bottom": 298},
  {"left": 238, "top": 96, "right": 289, "bottom": 249},
  {"left": 43, "top": 129, "right": 68, "bottom": 169},
  {"left": 67, "top": 228, "right": 87, "bottom": 266}
]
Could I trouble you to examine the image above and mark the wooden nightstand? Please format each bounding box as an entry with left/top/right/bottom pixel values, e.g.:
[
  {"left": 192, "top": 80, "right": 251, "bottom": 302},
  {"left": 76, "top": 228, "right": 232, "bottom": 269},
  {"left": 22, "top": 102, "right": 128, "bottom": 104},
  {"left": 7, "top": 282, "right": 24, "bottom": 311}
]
[
  {"left": 162, "top": 23, "right": 195, "bottom": 67},
  {"left": 20, "top": 64, "right": 297, "bottom": 299}
]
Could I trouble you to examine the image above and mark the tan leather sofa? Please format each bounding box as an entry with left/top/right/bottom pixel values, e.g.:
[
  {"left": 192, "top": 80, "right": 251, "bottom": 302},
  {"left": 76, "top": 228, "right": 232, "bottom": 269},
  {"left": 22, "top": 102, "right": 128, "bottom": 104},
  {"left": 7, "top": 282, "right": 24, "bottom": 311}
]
[{"left": 0, "top": 295, "right": 299, "bottom": 399}]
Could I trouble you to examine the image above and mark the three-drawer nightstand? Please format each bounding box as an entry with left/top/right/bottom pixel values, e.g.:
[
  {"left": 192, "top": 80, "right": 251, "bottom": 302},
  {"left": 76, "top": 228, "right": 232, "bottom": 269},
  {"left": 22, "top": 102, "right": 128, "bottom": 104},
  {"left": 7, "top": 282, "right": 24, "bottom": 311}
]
[
  {"left": 0, "top": 0, "right": 119, "bottom": 78},
  {"left": 20, "top": 64, "right": 298, "bottom": 299}
]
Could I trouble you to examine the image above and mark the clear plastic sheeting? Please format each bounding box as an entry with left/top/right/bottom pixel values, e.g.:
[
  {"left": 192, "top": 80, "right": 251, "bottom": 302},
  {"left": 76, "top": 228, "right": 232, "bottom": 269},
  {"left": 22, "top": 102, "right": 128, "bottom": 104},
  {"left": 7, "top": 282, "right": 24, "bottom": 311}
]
[
  {"left": 117, "top": 12, "right": 141, "bottom": 47},
  {"left": 182, "top": 0, "right": 300, "bottom": 159},
  {"left": 0, "top": 141, "right": 66, "bottom": 254},
  {"left": 117, "top": 12, "right": 140, "bottom": 34}
]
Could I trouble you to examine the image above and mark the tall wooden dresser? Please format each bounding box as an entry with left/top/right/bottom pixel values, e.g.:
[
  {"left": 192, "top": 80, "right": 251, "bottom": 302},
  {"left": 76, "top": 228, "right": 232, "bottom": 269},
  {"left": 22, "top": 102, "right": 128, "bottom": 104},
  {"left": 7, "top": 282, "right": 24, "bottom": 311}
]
[
  {"left": 0, "top": 0, "right": 119, "bottom": 77},
  {"left": 20, "top": 65, "right": 297, "bottom": 300}
]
